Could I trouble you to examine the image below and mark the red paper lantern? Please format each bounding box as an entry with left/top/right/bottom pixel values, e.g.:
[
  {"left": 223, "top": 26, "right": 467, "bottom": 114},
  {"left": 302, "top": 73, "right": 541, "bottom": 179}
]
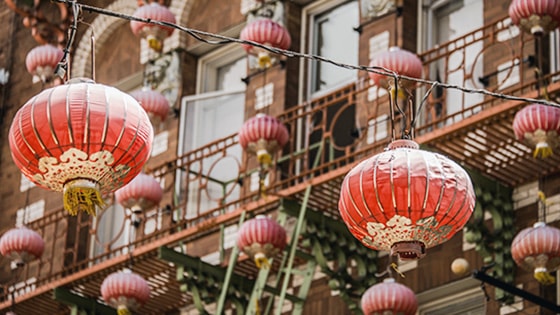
[
  {"left": 361, "top": 278, "right": 418, "bottom": 315},
  {"left": 9, "top": 78, "right": 154, "bottom": 216},
  {"left": 512, "top": 103, "right": 560, "bottom": 158},
  {"left": 369, "top": 47, "right": 423, "bottom": 98},
  {"left": 101, "top": 271, "right": 151, "bottom": 314},
  {"left": 130, "top": 2, "right": 176, "bottom": 52},
  {"left": 338, "top": 139, "right": 475, "bottom": 260},
  {"left": 115, "top": 172, "right": 163, "bottom": 213},
  {"left": 509, "top": 0, "right": 560, "bottom": 35},
  {"left": 238, "top": 113, "right": 289, "bottom": 167},
  {"left": 129, "top": 88, "right": 170, "bottom": 123},
  {"left": 25, "top": 44, "right": 63, "bottom": 84},
  {"left": 0, "top": 227, "right": 45, "bottom": 265},
  {"left": 240, "top": 18, "right": 291, "bottom": 69},
  {"left": 511, "top": 222, "right": 560, "bottom": 285},
  {"left": 237, "top": 215, "right": 287, "bottom": 269}
]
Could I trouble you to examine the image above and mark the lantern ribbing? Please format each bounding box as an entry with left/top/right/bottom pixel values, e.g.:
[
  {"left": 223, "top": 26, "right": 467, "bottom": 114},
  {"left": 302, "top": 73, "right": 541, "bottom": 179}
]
[
  {"left": 9, "top": 78, "right": 154, "bottom": 216},
  {"left": 339, "top": 139, "right": 475, "bottom": 260}
]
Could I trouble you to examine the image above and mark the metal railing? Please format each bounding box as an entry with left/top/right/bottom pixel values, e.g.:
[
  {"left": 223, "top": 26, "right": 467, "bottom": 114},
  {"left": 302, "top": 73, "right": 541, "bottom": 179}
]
[{"left": 2, "top": 15, "right": 551, "bottom": 303}]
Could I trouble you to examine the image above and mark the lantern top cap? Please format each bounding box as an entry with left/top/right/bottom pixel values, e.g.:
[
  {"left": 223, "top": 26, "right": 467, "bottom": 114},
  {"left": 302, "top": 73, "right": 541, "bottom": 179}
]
[
  {"left": 383, "top": 277, "right": 396, "bottom": 283},
  {"left": 255, "top": 214, "right": 268, "bottom": 219},
  {"left": 533, "top": 221, "right": 547, "bottom": 228},
  {"left": 388, "top": 139, "right": 419, "bottom": 150}
]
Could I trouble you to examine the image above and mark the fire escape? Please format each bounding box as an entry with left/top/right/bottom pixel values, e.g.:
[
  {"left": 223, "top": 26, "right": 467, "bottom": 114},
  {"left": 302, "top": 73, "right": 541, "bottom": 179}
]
[{"left": 1, "top": 14, "right": 560, "bottom": 315}]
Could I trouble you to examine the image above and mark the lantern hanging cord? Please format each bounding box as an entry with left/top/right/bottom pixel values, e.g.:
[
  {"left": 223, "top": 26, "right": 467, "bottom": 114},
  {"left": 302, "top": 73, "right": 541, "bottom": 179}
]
[
  {"left": 50, "top": 0, "right": 560, "bottom": 109},
  {"left": 55, "top": 0, "right": 80, "bottom": 79}
]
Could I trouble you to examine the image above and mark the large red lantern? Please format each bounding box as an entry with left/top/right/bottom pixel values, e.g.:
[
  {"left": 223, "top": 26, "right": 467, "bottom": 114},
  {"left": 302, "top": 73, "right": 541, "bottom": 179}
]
[
  {"left": 0, "top": 227, "right": 45, "bottom": 265},
  {"left": 511, "top": 222, "right": 560, "bottom": 285},
  {"left": 369, "top": 47, "right": 423, "bottom": 99},
  {"left": 237, "top": 215, "right": 287, "bottom": 269},
  {"left": 115, "top": 172, "right": 163, "bottom": 213},
  {"left": 130, "top": 2, "right": 176, "bottom": 52},
  {"left": 509, "top": 0, "right": 560, "bottom": 35},
  {"left": 238, "top": 113, "right": 289, "bottom": 168},
  {"left": 25, "top": 44, "right": 63, "bottom": 84},
  {"left": 101, "top": 270, "right": 151, "bottom": 315},
  {"left": 240, "top": 18, "right": 291, "bottom": 69},
  {"left": 338, "top": 139, "right": 475, "bottom": 260},
  {"left": 9, "top": 78, "right": 154, "bottom": 216},
  {"left": 361, "top": 278, "right": 418, "bottom": 315},
  {"left": 512, "top": 103, "right": 560, "bottom": 158},
  {"left": 129, "top": 88, "right": 170, "bottom": 124}
]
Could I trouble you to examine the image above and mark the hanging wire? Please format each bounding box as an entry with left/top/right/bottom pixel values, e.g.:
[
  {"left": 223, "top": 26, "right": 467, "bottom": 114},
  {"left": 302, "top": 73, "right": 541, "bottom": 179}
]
[
  {"left": 49, "top": 0, "right": 560, "bottom": 110},
  {"left": 54, "top": 0, "right": 80, "bottom": 80}
]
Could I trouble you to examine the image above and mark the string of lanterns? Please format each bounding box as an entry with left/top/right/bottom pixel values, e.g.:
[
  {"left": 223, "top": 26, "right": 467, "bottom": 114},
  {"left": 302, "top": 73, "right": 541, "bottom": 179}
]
[{"left": 3, "top": 0, "right": 560, "bottom": 314}]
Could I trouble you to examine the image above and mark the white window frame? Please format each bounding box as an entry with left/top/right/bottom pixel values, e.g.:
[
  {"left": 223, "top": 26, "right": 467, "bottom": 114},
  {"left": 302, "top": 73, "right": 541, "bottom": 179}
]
[
  {"left": 300, "top": 0, "right": 360, "bottom": 101},
  {"left": 196, "top": 44, "right": 247, "bottom": 94}
]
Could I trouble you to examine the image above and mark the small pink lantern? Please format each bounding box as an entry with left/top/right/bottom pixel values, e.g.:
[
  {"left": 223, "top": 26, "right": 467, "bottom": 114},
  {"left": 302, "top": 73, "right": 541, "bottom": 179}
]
[
  {"left": 511, "top": 222, "right": 560, "bottom": 285},
  {"left": 129, "top": 88, "right": 170, "bottom": 124},
  {"left": 237, "top": 215, "right": 287, "bottom": 269},
  {"left": 25, "top": 44, "right": 63, "bottom": 84},
  {"left": 509, "top": 0, "right": 560, "bottom": 35},
  {"left": 512, "top": 103, "right": 560, "bottom": 158},
  {"left": 0, "top": 227, "right": 45, "bottom": 265},
  {"left": 240, "top": 18, "right": 291, "bottom": 69},
  {"left": 130, "top": 2, "right": 176, "bottom": 52},
  {"left": 238, "top": 113, "right": 289, "bottom": 168},
  {"left": 339, "top": 139, "right": 475, "bottom": 260},
  {"left": 115, "top": 172, "right": 163, "bottom": 213},
  {"left": 368, "top": 47, "right": 423, "bottom": 99},
  {"left": 101, "top": 270, "right": 151, "bottom": 315},
  {"left": 361, "top": 278, "right": 418, "bottom": 315}
]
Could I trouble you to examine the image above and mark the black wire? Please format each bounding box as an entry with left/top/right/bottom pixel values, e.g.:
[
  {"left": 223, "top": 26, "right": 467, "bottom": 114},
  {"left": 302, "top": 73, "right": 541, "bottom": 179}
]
[
  {"left": 54, "top": 0, "right": 80, "bottom": 80},
  {"left": 49, "top": 0, "right": 560, "bottom": 110}
]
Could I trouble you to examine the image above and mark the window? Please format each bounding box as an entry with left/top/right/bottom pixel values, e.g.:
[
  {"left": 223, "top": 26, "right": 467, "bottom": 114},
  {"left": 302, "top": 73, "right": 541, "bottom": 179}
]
[
  {"left": 420, "top": 0, "right": 483, "bottom": 117},
  {"left": 307, "top": 0, "right": 359, "bottom": 97},
  {"left": 176, "top": 45, "right": 246, "bottom": 219}
]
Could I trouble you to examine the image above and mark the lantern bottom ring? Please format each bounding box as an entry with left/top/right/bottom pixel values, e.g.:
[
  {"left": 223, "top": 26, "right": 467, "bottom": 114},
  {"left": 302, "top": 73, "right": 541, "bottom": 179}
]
[{"left": 391, "top": 241, "right": 426, "bottom": 260}]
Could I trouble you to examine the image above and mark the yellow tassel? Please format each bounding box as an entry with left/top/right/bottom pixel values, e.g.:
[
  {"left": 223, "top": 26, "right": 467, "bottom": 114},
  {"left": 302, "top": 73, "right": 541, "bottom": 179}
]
[
  {"left": 257, "top": 151, "right": 272, "bottom": 168},
  {"left": 147, "top": 36, "right": 163, "bottom": 52},
  {"left": 390, "top": 87, "right": 407, "bottom": 100},
  {"left": 257, "top": 52, "right": 272, "bottom": 69},
  {"left": 63, "top": 180, "right": 104, "bottom": 216},
  {"left": 533, "top": 143, "right": 552, "bottom": 159},
  {"left": 535, "top": 271, "right": 556, "bottom": 285},
  {"left": 117, "top": 306, "right": 131, "bottom": 315},
  {"left": 254, "top": 253, "right": 270, "bottom": 269}
]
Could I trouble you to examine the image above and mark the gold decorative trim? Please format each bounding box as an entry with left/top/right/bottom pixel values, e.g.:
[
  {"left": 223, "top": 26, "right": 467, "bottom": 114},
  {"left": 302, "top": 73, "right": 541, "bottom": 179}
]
[{"left": 33, "top": 148, "right": 130, "bottom": 193}]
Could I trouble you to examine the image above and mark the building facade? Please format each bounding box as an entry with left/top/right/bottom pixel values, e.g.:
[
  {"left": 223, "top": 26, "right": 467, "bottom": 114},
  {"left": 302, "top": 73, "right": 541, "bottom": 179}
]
[{"left": 0, "top": 0, "right": 559, "bottom": 314}]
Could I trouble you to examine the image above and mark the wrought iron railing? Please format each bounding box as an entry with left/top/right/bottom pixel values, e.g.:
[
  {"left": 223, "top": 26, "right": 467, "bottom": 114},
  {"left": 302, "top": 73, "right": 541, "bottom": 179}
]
[{"left": 3, "top": 15, "right": 555, "bottom": 303}]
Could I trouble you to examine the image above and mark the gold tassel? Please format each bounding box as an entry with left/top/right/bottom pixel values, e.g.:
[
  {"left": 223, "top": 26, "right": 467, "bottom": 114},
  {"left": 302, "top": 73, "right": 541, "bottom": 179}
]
[
  {"left": 117, "top": 306, "right": 131, "bottom": 315},
  {"left": 254, "top": 253, "right": 270, "bottom": 269},
  {"left": 533, "top": 145, "right": 553, "bottom": 159},
  {"left": 63, "top": 179, "right": 105, "bottom": 216},
  {"left": 147, "top": 35, "right": 163, "bottom": 52},
  {"left": 257, "top": 52, "right": 272, "bottom": 70},
  {"left": 535, "top": 270, "right": 556, "bottom": 285}
]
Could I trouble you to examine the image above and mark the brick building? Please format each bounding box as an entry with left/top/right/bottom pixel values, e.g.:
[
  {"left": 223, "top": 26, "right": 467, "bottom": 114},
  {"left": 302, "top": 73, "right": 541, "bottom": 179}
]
[{"left": 0, "top": 0, "right": 559, "bottom": 314}]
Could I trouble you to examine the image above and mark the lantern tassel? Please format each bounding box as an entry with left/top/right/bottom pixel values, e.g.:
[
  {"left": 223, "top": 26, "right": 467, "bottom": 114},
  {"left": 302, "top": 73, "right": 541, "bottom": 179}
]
[
  {"left": 63, "top": 179, "right": 105, "bottom": 216},
  {"left": 254, "top": 252, "right": 270, "bottom": 269},
  {"left": 535, "top": 270, "right": 556, "bottom": 285},
  {"left": 146, "top": 35, "right": 163, "bottom": 52},
  {"left": 117, "top": 305, "right": 131, "bottom": 315},
  {"left": 257, "top": 51, "right": 272, "bottom": 69},
  {"left": 533, "top": 142, "right": 553, "bottom": 158}
]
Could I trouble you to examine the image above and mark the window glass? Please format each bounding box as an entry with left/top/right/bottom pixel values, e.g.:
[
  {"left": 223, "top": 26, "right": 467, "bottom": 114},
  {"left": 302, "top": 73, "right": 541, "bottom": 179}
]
[{"left": 310, "top": 0, "right": 359, "bottom": 95}]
